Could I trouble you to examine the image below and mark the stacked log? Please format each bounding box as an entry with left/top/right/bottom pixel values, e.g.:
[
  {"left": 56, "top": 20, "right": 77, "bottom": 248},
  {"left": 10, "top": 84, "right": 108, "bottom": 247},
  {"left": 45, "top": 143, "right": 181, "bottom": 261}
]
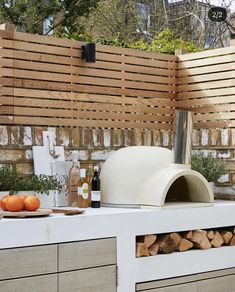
[{"left": 136, "top": 226, "right": 235, "bottom": 257}]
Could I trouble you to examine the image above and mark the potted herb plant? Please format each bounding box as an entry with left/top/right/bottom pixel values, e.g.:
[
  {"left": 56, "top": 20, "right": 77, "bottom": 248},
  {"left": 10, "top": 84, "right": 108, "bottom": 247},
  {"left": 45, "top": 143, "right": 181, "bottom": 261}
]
[
  {"left": 0, "top": 164, "right": 62, "bottom": 207},
  {"left": 31, "top": 175, "right": 62, "bottom": 208},
  {"left": 18, "top": 174, "right": 61, "bottom": 195},
  {"left": 17, "top": 174, "right": 62, "bottom": 208},
  {"left": 0, "top": 165, "right": 21, "bottom": 197},
  {"left": 191, "top": 153, "right": 225, "bottom": 192}
]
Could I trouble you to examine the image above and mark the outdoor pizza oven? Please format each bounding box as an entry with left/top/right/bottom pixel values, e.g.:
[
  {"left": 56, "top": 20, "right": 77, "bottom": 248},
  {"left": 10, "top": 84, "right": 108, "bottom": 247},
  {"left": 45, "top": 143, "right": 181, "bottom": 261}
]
[{"left": 100, "top": 110, "right": 213, "bottom": 208}]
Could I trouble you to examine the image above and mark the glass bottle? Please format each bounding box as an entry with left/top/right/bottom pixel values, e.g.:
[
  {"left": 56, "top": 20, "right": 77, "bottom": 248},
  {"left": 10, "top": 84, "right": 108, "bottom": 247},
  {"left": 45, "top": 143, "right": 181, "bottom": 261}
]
[
  {"left": 91, "top": 165, "right": 101, "bottom": 208},
  {"left": 68, "top": 151, "right": 80, "bottom": 207},
  {"left": 87, "top": 164, "right": 93, "bottom": 206},
  {"left": 79, "top": 169, "right": 89, "bottom": 208}
]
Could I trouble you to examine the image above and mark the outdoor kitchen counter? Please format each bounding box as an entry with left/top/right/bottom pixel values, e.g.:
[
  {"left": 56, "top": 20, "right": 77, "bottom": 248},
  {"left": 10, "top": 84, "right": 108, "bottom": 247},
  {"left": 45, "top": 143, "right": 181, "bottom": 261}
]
[{"left": 0, "top": 200, "right": 235, "bottom": 292}]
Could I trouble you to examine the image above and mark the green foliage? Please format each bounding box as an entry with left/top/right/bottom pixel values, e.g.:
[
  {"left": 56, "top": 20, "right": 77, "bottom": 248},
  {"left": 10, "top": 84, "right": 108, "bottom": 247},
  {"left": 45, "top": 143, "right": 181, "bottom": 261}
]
[
  {"left": 101, "top": 33, "right": 131, "bottom": 48},
  {"left": 0, "top": 165, "right": 61, "bottom": 194},
  {"left": 0, "top": 0, "right": 199, "bottom": 52},
  {"left": 191, "top": 153, "right": 225, "bottom": 182},
  {"left": 20, "top": 174, "right": 62, "bottom": 194},
  {"left": 0, "top": 165, "right": 21, "bottom": 194},
  {"left": 54, "top": 24, "right": 93, "bottom": 41},
  {"left": 146, "top": 29, "right": 199, "bottom": 54},
  {"left": 101, "top": 29, "right": 199, "bottom": 54},
  {"left": 0, "top": 0, "right": 100, "bottom": 36}
]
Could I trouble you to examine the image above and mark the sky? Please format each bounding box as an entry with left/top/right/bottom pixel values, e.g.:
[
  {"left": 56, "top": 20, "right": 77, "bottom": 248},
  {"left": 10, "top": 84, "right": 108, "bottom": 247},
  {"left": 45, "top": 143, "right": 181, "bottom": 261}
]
[
  {"left": 209, "top": 0, "right": 235, "bottom": 11},
  {"left": 169, "top": 0, "right": 235, "bottom": 11}
]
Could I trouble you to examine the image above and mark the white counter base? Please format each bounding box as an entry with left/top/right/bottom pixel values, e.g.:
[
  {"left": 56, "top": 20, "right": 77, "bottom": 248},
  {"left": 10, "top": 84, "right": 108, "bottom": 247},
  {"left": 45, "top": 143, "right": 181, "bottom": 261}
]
[{"left": 1, "top": 200, "right": 235, "bottom": 292}]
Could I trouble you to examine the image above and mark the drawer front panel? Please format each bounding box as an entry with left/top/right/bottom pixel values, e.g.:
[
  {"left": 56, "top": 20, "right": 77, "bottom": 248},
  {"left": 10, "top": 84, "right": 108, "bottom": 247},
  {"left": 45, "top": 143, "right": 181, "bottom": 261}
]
[
  {"left": 137, "top": 269, "right": 235, "bottom": 292},
  {"left": 139, "top": 274, "right": 235, "bottom": 292},
  {"left": 59, "top": 237, "right": 116, "bottom": 271},
  {"left": 0, "top": 245, "right": 57, "bottom": 280},
  {"left": 0, "top": 274, "right": 57, "bottom": 292},
  {"left": 59, "top": 265, "right": 116, "bottom": 292}
]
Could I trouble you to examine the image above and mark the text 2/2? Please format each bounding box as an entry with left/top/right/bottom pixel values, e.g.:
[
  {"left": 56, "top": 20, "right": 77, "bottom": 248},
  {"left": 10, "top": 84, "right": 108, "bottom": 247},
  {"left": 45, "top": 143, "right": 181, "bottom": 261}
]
[{"left": 208, "top": 7, "right": 227, "bottom": 22}]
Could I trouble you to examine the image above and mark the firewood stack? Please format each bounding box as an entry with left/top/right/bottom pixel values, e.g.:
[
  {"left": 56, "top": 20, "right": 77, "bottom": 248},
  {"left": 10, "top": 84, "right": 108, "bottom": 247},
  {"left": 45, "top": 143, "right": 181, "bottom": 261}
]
[{"left": 136, "top": 227, "right": 235, "bottom": 257}]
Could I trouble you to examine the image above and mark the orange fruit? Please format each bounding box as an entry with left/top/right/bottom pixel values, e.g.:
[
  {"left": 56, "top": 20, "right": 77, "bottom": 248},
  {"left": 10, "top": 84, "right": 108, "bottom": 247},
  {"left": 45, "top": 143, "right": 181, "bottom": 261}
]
[
  {"left": 18, "top": 195, "right": 27, "bottom": 209},
  {"left": 0, "top": 195, "right": 10, "bottom": 211},
  {"left": 5, "top": 195, "right": 24, "bottom": 212},
  {"left": 24, "top": 196, "right": 40, "bottom": 211}
]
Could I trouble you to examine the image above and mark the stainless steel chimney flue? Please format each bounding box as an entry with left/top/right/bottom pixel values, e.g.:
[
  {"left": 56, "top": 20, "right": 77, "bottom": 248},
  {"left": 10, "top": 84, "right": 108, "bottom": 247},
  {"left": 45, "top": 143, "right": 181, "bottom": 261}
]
[{"left": 173, "top": 110, "right": 193, "bottom": 165}]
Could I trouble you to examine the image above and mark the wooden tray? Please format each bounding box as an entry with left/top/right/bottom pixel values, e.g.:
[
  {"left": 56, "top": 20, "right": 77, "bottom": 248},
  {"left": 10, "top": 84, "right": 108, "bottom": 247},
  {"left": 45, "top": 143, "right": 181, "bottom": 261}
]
[
  {"left": 0, "top": 208, "right": 52, "bottom": 218},
  {"left": 52, "top": 208, "right": 85, "bottom": 215}
]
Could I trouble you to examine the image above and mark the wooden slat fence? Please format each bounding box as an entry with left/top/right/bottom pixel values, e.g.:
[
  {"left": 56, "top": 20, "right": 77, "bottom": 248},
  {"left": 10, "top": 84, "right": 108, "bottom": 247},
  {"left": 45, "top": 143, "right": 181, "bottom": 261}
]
[
  {"left": 177, "top": 47, "right": 235, "bottom": 129},
  {"left": 0, "top": 29, "right": 177, "bottom": 130},
  {"left": 1, "top": 27, "right": 235, "bottom": 130}
]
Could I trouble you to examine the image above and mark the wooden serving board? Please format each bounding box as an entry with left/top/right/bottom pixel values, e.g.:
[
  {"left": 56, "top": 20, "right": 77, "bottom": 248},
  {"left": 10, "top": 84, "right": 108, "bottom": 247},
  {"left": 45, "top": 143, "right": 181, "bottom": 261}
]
[
  {"left": 0, "top": 208, "right": 52, "bottom": 218},
  {"left": 52, "top": 208, "right": 85, "bottom": 215}
]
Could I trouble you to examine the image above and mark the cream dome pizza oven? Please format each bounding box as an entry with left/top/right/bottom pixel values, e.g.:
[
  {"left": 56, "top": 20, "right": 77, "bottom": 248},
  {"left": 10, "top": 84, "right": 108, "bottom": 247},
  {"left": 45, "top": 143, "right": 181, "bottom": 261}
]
[{"left": 100, "top": 110, "right": 213, "bottom": 208}]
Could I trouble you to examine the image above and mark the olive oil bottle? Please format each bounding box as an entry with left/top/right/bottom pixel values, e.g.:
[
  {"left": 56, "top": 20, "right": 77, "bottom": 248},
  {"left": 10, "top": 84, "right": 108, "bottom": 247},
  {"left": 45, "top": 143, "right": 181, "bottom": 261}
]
[{"left": 79, "top": 169, "right": 89, "bottom": 208}]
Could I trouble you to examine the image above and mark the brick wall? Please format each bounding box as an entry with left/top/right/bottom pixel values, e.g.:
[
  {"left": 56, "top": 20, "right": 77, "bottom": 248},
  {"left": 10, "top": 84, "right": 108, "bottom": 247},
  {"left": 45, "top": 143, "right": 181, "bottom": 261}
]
[
  {"left": 192, "top": 129, "right": 235, "bottom": 199},
  {"left": 0, "top": 125, "right": 235, "bottom": 199},
  {"left": 0, "top": 126, "right": 172, "bottom": 174}
]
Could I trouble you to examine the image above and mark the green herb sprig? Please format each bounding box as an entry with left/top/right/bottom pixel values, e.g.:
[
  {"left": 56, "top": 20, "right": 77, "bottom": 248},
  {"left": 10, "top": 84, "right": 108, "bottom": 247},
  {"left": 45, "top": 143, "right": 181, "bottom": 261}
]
[{"left": 191, "top": 153, "right": 225, "bottom": 182}]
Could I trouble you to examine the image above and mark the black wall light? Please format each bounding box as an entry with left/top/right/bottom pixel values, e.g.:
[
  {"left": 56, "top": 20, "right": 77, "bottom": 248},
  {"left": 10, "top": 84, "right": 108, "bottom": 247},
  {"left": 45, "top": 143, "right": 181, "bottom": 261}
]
[{"left": 81, "top": 42, "right": 96, "bottom": 63}]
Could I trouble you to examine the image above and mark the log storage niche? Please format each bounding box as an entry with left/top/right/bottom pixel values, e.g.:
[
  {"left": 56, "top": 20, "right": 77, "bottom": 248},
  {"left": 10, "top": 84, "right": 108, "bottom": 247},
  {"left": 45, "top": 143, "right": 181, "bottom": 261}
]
[
  {"left": 136, "top": 227, "right": 235, "bottom": 258},
  {"left": 101, "top": 110, "right": 213, "bottom": 208}
]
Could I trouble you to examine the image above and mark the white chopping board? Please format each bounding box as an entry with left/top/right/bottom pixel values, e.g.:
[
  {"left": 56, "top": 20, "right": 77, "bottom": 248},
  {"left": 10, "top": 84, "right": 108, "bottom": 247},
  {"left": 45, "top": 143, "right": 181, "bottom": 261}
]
[{"left": 33, "top": 131, "right": 65, "bottom": 175}]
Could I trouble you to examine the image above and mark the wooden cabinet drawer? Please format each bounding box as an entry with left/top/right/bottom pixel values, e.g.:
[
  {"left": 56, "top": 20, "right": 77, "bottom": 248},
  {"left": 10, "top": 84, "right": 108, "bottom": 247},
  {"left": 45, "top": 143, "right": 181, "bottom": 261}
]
[
  {"left": 0, "top": 274, "right": 57, "bottom": 292},
  {"left": 136, "top": 268, "right": 235, "bottom": 292},
  {"left": 138, "top": 275, "right": 235, "bottom": 292},
  {"left": 0, "top": 245, "right": 57, "bottom": 280},
  {"left": 58, "top": 237, "right": 116, "bottom": 271},
  {"left": 59, "top": 265, "right": 116, "bottom": 292}
]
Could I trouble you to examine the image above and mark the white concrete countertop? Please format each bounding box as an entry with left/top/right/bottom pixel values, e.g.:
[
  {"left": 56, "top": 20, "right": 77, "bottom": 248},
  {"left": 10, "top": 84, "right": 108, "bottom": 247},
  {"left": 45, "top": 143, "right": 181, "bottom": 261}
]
[
  {"left": 1, "top": 200, "right": 235, "bottom": 292},
  {"left": 1, "top": 200, "right": 235, "bottom": 248}
]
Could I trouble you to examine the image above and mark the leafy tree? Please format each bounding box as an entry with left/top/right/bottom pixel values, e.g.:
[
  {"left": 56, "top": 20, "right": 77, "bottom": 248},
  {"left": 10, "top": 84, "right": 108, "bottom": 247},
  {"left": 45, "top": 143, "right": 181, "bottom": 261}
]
[
  {"left": 86, "top": 0, "right": 234, "bottom": 50},
  {"left": 146, "top": 29, "right": 199, "bottom": 54},
  {"left": 102, "top": 29, "right": 199, "bottom": 54},
  {"left": 0, "top": 0, "right": 100, "bottom": 37}
]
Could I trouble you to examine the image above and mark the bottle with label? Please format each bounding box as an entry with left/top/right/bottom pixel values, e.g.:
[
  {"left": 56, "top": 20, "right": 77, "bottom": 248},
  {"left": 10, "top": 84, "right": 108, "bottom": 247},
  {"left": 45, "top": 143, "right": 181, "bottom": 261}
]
[
  {"left": 79, "top": 169, "right": 89, "bottom": 208},
  {"left": 68, "top": 151, "right": 81, "bottom": 207},
  {"left": 86, "top": 164, "right": 93, "bottom": 206},
  {"left": 91, "top": 165, "right": 101, "bottom": 208}
]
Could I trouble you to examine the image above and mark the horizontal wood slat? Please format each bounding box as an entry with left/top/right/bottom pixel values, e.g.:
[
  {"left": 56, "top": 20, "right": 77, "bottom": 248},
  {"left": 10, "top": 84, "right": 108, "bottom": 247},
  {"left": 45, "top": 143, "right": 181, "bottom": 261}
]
[
  {"left": 177, "top": 96, "right": 235, "bottom": 107},
  {"left": 13, "top": 116, "right": 172, "bottom": 129},
  {"left": 0, "top": 29, "right": 176, "bottom": 129},
  {"left": 178, "top": 46, "right": 235, "bottom": 61},
  {"left": 1, "top": 60, "right": 174, "bottom": 84},
  {"left": 11, "top": 79, "right": 174, "bottom": 99},
  {"left": 177, "top": 46, "right": 235, "bottom": 129},
  {"left": 14, "top": 30, "right": 177, "bottom": 61},
  {"left": 0, "top": 49, "right": 176, "bottom": 76},
  {"left": 177, "top": 87, "right": 235, "bottom": 99}
]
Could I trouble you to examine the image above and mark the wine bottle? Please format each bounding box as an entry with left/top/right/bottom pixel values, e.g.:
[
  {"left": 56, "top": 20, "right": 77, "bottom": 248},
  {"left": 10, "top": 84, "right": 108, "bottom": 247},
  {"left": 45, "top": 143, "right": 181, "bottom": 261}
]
[
  {"left": 91, "top": 166, "right": 101, "bottom": 208},
  {"left": 87, "top": 164, "right": 93, "bottom": 206}
]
